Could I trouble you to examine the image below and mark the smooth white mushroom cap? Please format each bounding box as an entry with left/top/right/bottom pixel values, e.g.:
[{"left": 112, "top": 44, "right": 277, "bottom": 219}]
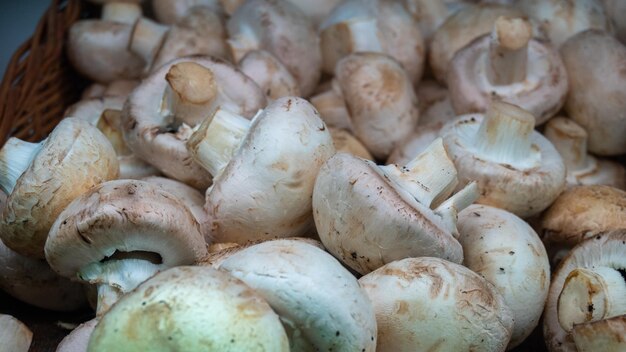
[
  {"left": 87, "top": 266, "right": 289, "bottom": 351},
  {"left": 0, "top": 314, "right": 32, "bottom": 352},
  {"left": 359, "top": 257, "right": 514, "bottom": 352},
  {"left": 56, "top": 318, "right": 98, "bottom": 352},
  {"left": 458, "top": 204, "right": 550, "bottom": 348},
  {"left": 66, "top": 97, "right": 127, "bottom": 125},
  {"left": 285, "top": 0, "right": 342, "bottom": 26},
  {"left": 152, "top": 0, "right": 222, "bottom": 24},
  {"left": 238, "top": 50, "right": 301, "bottom": 100},
  {"left": 217, "top": 239, "right": 377, "bottom": 351}
]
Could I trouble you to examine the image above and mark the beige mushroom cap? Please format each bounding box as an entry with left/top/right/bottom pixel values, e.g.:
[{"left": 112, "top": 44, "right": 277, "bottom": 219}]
[
  {"left": 415, "top": 80, "right": 456, "bottom": 127},
  {"left": 0, "top": 118, "right": 119, "bottom": 258},
  {"left": 239, "top": 50, "right": 301, "bottom": 100},
  {"left": 329, "top": 128, "right": 373, "bottom": 160},
  {"left": 604, "top": 0, "right": 626, "bottom": 44},
  {"left": 0, "top": 314, "right": 32, "bottom": 352},
  {"left": 286, "top": 0, "right": 342, "bottom": 26},
  {"left": 386, "top": 122, "right": 443, "bottom": 166},
  {"left": 359, "top": 257, "right": 514, "bottom": 352},
  {"left": 56, "top": 318, "right": 98, "bottom": 352},
  {"left": 458, "top": 204, "right": 550, "bottom": 348},
  {"left": 540, "top": 185, "right": 626, "bottom": 263},
  {"left": 560, "top": 30, "right": 626, "bottom": 155},
  {"left": 152, "top": 0, "right": 222, "bottom": 24},
  {"left": 572, "top": 315, "right": 626, "bottom": 352},
  {"left": 64, "top": 96, "right": 126, "bottom": 126},
  {"left": 87, "top": 266, "right": 289, "bottom": 351},
  {"left": 217, "top": 239, "right": 377, "bottom": 351}
]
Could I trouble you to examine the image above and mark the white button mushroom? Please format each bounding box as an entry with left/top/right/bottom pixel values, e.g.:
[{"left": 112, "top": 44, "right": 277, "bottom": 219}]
[
  {"left": 227, "top": 0, "right": 321, "bottom": 96},
  {"left": 544, "top": 231, "right": 626, "bottom": 352},
  {"left": 0, "top": 314, "right": 32, "bottom": 352},
  {"left": 0, "top": 118, "right": 119, "bottom": 258},
  {"left": 187, "top": 97, "right": 335, "bottom": 243},
  {"left": 309, "top": 79, "right": 353, "bottom": 132},
  {"left": 359, "top": 257, "right": 514, "bottom": 352},
  {"left": 457, "top": 204, "right": 550, "bottom": 348},
  {"left": 330, "top": 127, "right": 373, "bottom": 160},
  {"left": 44, "top": 180, "right": 208, "bottom": 315},
  {"left": 238, "top": 50, "right": 301, "bottom": 100},
  {"left": 215, "top": 239, "right": 377, "bottom": 351},
  {"left": 440, "top": 101, "right": 566, "bottom": 218},
  {"left": 603, "top": 0, "right": 626, "bottom": 44},
  {"left": 386, "top": 122, "right": 443, "bottom": 166},
  {"left": 152, "top": 0, "right": 223, "bottom": 24},
  {"left": 403, "top": 0, "right": 455, "bottom": 44},
  {"left": 320, "top": 0, "right": 425, "bottom": 84},
  {"left": 560, "top": 29, "right": 626, "bottom": 155},
  {"left": 121, "top": 57, "right": 265, "bottom": 189},
  {"left": 571, "top": 315, "right": 626, "bottom": 352},
  {"left": 81, "top": 80, "right": 139, "bottom": 100},
  {"left": 415, "top": 80, "right": 456, "bottom": 128},
  {"left": 56, "top": 318, "right": 98, "bottom": 352},
  {"left": 87, "top": 266, "right": 289, "bottom": 351},
  {"left": 544, "top": 117, "right": 625, "bottom": 189},
  {"left": 313, "top": 138, "right": 479, "bottom": 275}
]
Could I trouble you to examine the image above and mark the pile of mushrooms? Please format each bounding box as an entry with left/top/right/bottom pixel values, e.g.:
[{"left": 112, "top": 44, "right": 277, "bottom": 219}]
[{"left": 1, "top": 0, "right": 625, "bottom": 351}]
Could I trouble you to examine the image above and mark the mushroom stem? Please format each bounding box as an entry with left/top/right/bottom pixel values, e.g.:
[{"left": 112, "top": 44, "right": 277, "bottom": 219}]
[
  {"left": 487, "top": 16, "right": 532, "bottom": 86},
  {"left": 379, "top": 138, "right": 458, "bottom": 209},
  {"left": 309, "top": 85, "right": 352, "bottom": 131},
  {"left": 101, "top": 2, "right": 142, "bottom": 25},
  {"left": 162, "top": 62, "right": 218, "bottom": 126},
  {"left": 336, "top": 18, "right": 383, "bottom": 54},
  {"left": 98, "top": 109, "right": 130, "bottom": 156},
  {"left": 0, "top": 138, "right": 43, "bottom": 195},
  {"left": 544, "top": 117, "right": 589, "bottom": 171},
  {"left": 473, "top": 101, "right": 537, "bottom": 166},
  {"left": 129, "top": 18, "right": 169, "bottom": 70},
  {"left": 435, "top": 182, "right": 479, "bottom": 235},
  {"left": 187, "top": 108, "right": 252, "bottom": 177},
  {"left": 227, "top": 31, "right": 260, "bottom": 63},
  {"left": 557, "top": 267, "right": 626, "bottom": 332},
  {"left": 95, "top": 284, "right": 123, "bottom": 316}
]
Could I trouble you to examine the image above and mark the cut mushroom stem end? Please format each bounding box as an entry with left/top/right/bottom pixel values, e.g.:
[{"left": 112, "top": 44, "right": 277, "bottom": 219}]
[
  {"left": 557, "top": 267, "right": 626, "bottom": 332},
  {"left": 544, "top": 117, "right": 589, "bottom": 171},
  {"left": 128, "top": 18, "right": 169, "bottom": 70},
  {"left": 0, "top": 138, "right": 43, "bottom": 195},
  {"left": 163, "top": 62, "right": 218, "bottom": 126},
  {"left": 488, "top": 16, "right": 532, "bottom": 86},
  {"left": 435, "top": 182, "right": 479, "bottom": 234},
  {"left": 101, "top": 2, "right": 142, "bottom": 25},
  {"left": 187, "top": 108, "right": 252, "bottom": 177}
]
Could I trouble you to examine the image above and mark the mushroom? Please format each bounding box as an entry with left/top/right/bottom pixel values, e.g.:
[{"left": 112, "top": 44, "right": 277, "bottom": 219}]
[
  {"left": 284, "top": 0, "right": 343, "bottom": 27},
  {"left": 87, "top": 266, "right": 289, "bottom": 351},
  {"left": 68, "top": 2, "right": 144, "bottom": 83},
  {"left": 543, "top": 231, "right": 626, "bottom": 352},
  {"left": 359, "top": 257, "right": 514, "bottom": 351},
  {"left": 312, "top": 52, "right": 420, "bottom": 160},
  {"left": 64, "top": 96, "right": 126, "bottom": 125},
  {"left": 0, "top": 118, "right": 118, "bottom": 258},
  {"left": 152, "top": 0, "right": 223, "bottom": 24},
  {"left": 309, "top": 79, "right": 353, "bottom": 132},
  {"left": 0, "top": 314, "right": 32, "bottom": 352},
  {"left": 56, "top": 318, "right": 98, "bottom": 352},
  {"left": 226, "top": 0, "right": 321, "bottom": 96},
  {"left": 238, "top": 50, "right": 301, "bottom": 100},
  {"left": 560, "top": 30, "right": 626, "bottom": 155},
  {"left": 81, "top": 80, "right": 139, "bottom": 100},
  {"left": 215, "top": 239, "right": 377, "bottom": 351},
  {"left": 516, "top": 0, "right": 611, "bottom": 48},
  {"left": 572, "top": 315, "right": 626, "bottom": 352},
  {"left": 386, "top": 123, "right": 443, "bottom": 166},
  {"left": 603, "top": 0, "right": 626, "bottom": 44},
  {"left": 329, "top": 127, "right": 373, "bottom": 160},
  {"left": 448, "top": 16, "right": 568, "bottom": 124},
  {"left": 543, "top": 117, "right": 625, "bottom": 189},
  {"left": 415, "top": 80, "right": 456, "bottom": 127},
  {"left": 319, "top": 0, "right": 425, "bottom": 84},
  {"left": 540, "top": 185, "right": 626, "bottom": 265},
  {"left": 440, "top": 101, "right": 566, "bottom": 218},
  {"left": 429, "top": 3, "right": 536, "bottom": 84},
  {"left": 313, "top": 138, "right": 479, "bottom": 275},
  {"left": 187, "top": 97, "right": 335, "bottom": 243},
  {"left": 130, "top": 6, "right": 229, "bottom": 74},
  {"left": 457, "top": 204, "right": 551, "bottom": 348},
  {"left": 122, "top": 57, "right": 265, "bottom": 189},
  {"left": 402, "top": 0, "right": 454, "bottom": 44},
  {"left": 44, "top": 179, "right": 208, "bottom": 315}
]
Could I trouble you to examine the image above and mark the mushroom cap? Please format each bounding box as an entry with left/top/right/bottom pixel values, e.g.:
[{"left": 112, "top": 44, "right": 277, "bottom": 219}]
[
  {"left": 56, "top": 318, "right": 98, "bottom": 352},
  {"left": 44, "top": 179, "right": 207, "bottom": 279},
  {"left": 239, "top": 50, "right": 301, "bottom": 100},
  {"left": 516, "top": 0, "right": 611, "bottom": 48},
  {"left": 540, "top": 185, "right": 626, "bottom": 261},
  {"left": 141, "top": 176, "right": 208, "bottom": 239},
  {"left": 0, "top": 118, "right": 119, "bottom": 258},
  {"left": 543, "top": 231, "right": 626, "bottom": 351},
  {"left": 359, "top": 257, "right": 514, "bottom": 352},
  {"left": 572, "top": 314, "right": 626, "bottom": 352},
  {"left": 403, "top": 0, "right": 453, "bottom": 43},
  {"left": 320, "top": 0, "right": 425, "bottom": 83},
  {"left": 68, "top": 20, "right": 144, "bottom": 83},
  {"left": 118, "top": 154, "right": 161, "bottom": 180},
  {"left": 122, "top": 56, "right": 265, "bottom": 189},
  {"left": 87, "top": 266, "right": 289, "bottom": 351},
  {"left": 415, "top": 80, "right": 456, "bottom": 127},
  {"left": 216, "top": 239, "right": 377, "bottom": 351},
  {"left": 386, "top": 122, "right": 443, "bottom": 166},
  {"left": 0, "top": 314, "right": 32, "bottom": 352},
  {"left": 285, "top": 0, "right": 342, "bottom": 26},
  {"left": 64, "top": 96, "right": 126, "bottom": 125},
  {"left": 604, "top": 0, "right": 626, "bottom": 44},
  {"left": 429, "top": 4, "right": 530, "bottom": 84},
  {"left": 447, "top": 35, "right": 568, "bottom": 124},
  {"left": 0, "top": 239, "right": 87, "bottom": 311},
  {"left": 313, "top": 153, "right": 463, "bottom": 275},
  {"left": 560, "top": 30, "right": 626, "bottom": 155},
  {"left": 227, "top": 0, "right": 321, "bottom": 96},
  {"left": 335, "top": 52, "right": 420, "bottom": 160},
  {"left": 151, "top": 7, "right": 229, "bottom": 71},
  {"left": 152, "top": 0, "right": 222, "bottom": 24},
  {"left": 458, "top": 204, "right": 550, "bottom": 348},
  {"left": 329, "top": 127, "right": 373, "bottom": 160},
  {"left": 206, "top": 97, "right": 335, "bottom": 243},
  {"left": 441, "top": 113, "right": 566, "bottom": 218}
]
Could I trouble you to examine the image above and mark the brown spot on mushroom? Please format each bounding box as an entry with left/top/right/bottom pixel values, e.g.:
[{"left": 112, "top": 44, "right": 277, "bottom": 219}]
[{"left": 395, "top": 300, "right": 410, "bottom": 314}]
